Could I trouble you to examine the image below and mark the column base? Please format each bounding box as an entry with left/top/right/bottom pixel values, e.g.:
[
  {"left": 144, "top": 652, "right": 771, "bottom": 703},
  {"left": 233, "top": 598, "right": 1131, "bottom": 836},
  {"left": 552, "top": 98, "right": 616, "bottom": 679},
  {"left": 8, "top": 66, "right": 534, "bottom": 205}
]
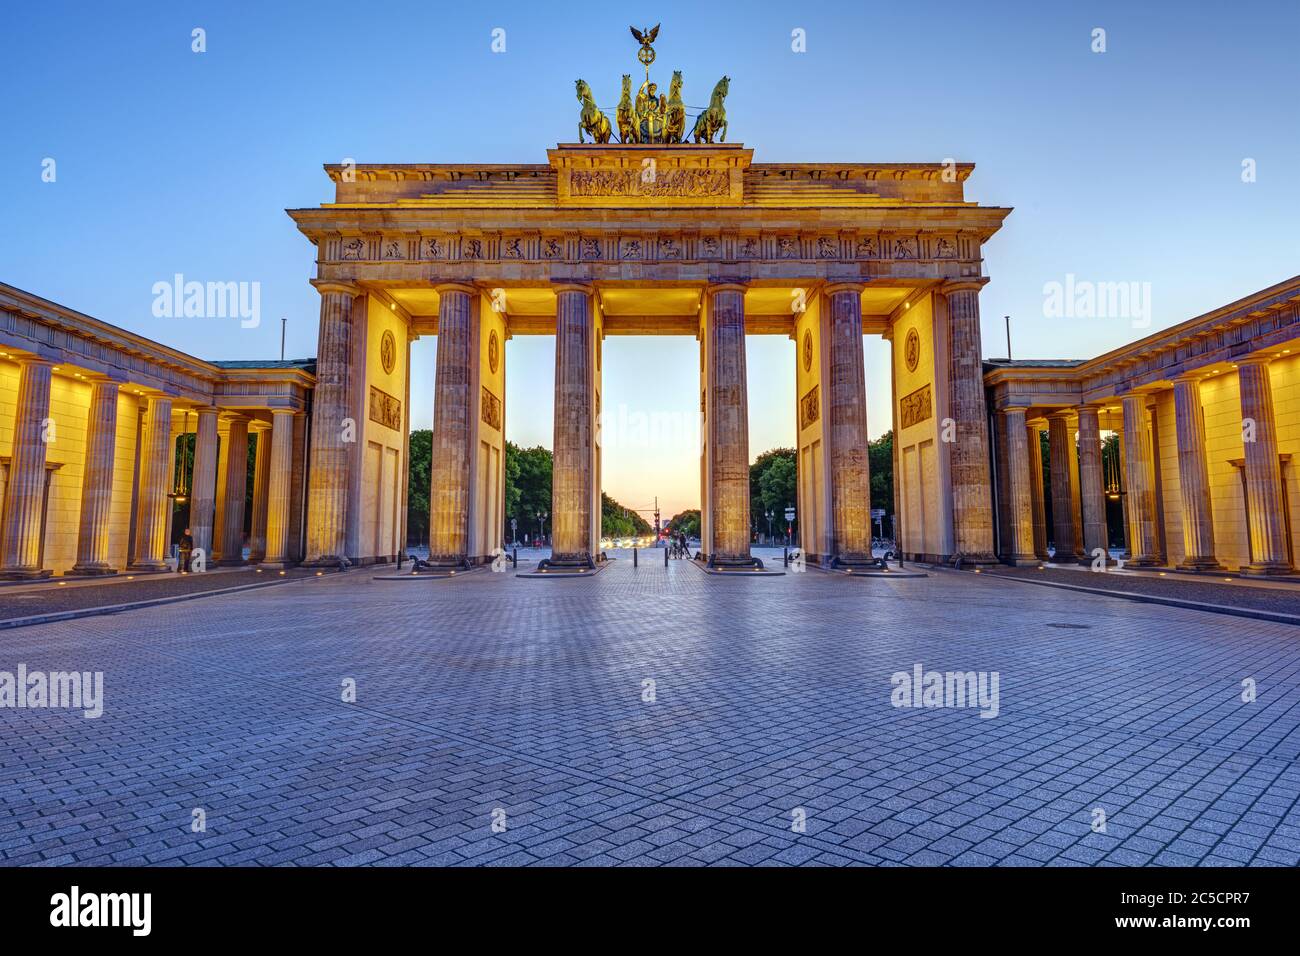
[
  {"left": 1177, "top": 557, "right": 1224, "bottom": 572},
  {"left": 301, "top": 555, "right": 353, "bottom": 570},
  {"left": 540, "top": 553, "right": 595, "bottom": 571},
  {"left": 217, "top": 558, "right": 248, "bottom": 568},
  {"left": 831, "top": 553, "right": 882, "bottom": 570},
  {"left": 1124, "top": 556, "right": 1164, "bottom": 567},
  {"left": 257, "top": 560, "right": 297, "bottom": 571},
  {"left": 1047, "top": 551, "right": 1079, "bottom": 564},
  {"left": 0, "top": 568, "right": 52, "bottom": 581},
  {"left": 1002, "top": 554, "right": 1039, "bottom": 567},
  {"left": 70, "top": 563, "right": 117, "bottom": 576},
  {"left": 707, "top": 554, "right": 764, "bottom": 570},
  {"left": 125, "top": 562, "right": 169, "bottom": 574},
  {"left": 954, "top": 551, "right": 1001, "bottom": 567},
  {"left": 1240, "top": 562, "right": 1294, "bottom": 577}
]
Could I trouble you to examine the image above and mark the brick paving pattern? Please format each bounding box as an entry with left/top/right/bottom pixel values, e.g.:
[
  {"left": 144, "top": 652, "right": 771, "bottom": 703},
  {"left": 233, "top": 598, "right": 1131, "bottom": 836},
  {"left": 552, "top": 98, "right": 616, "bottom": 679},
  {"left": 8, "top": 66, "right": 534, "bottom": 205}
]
[
  {"left": 1, "top": 552, "right": 1297, "bottom": 867},
  {"left": 990, "top": 565, "right": 1300, "bottom": 617},
  {"left": 0, "top": 569, "right": 316, "bottom": 622}
]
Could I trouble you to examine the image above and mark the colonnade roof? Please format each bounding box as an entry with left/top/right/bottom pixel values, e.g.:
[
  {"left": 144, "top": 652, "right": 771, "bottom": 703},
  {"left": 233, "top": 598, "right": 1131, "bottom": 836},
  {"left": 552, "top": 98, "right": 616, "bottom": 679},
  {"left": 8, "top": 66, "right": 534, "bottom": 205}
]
[
  {"left": 983, "top": 274, "right": 1300, "bottom": 409},
  {"left": 0, "top": 282, "right": 315, "bottom": 409}
]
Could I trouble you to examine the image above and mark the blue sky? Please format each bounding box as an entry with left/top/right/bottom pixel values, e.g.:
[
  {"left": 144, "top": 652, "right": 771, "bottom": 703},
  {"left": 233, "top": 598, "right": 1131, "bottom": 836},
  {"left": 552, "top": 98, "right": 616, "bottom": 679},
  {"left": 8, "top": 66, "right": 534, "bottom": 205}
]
[{"left": 4, "top": 0, "right": 1297, "bottom": 519}]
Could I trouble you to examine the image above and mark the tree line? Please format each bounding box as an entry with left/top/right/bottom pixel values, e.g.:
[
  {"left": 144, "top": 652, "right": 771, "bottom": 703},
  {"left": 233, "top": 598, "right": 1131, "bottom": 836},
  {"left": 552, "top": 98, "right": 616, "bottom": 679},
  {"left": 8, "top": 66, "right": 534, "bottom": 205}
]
[{"left": 406, "top": 429, "right": 896, "bottom": 546}]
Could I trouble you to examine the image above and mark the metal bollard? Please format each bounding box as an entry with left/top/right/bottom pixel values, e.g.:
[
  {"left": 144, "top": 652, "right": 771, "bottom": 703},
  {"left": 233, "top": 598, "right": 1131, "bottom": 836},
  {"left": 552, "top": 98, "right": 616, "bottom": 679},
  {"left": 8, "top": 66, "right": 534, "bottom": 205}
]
[
  {"left": 783, "top": 547, "right": 789, "bottom": 567},
  {"left": 664, "top": 546, "right": 669, "bottom": 567},
  {"left": 634, "top": 547, "right": 638, "bottom": 567},
  {"left": 513, "top": 547, "right": 518, "bottom": 568}
]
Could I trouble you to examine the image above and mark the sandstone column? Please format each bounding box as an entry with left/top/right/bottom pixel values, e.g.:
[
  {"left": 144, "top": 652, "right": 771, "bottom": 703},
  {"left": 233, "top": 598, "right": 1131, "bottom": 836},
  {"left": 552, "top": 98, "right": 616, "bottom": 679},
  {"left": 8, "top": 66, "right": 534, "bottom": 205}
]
[
  {"left": 1047, "top": 412, "right": 1080, "bottom": 562},
  {"left": 261, "top": 409, "right": 297, "bottom": 568},
  {"left": 1076, "top": 404, "right": 1109, "bottom": 564},
  {"left": 1121, "top": 393, "right": 1160, "bottom": 565},
  {"left": 218, "top": 415, "right": 249, "bottom": 566},
  {"left": 72, "top": 378, "right": 120, "bottom": 574},
  {"left": 1171, "top": 375, "right": 1221, "bottom": 570},
  {"left": 303, "top": 280, "right": 358, "bottom": 566},
  {"left": 1237, "top": 358, "right": 1292, "bottom": 574},
  {"left": 189, "top": 407, "right": 220, "bottom": 561},
  {"left": 1026, "top": 420, "right": 1049, "bottom": 559},
  {"left": 130, "top": 395, "right": 174, "bottom": 571},
  {"left": 941, "top": 282, "right": 996, "bottom": 562},
  {"left": 428, "top": 283, "right": 475, "bottom": 565},
  {"left": 825, "top": 283, "right": 873, "bottom": 564},
  {"left": 1000, "top": 407, "right": 1035, "bottom": 563},
  {"left": 0, "top": 359, "right": 54, "bottom": 579},
  {"left": 706, "top": 282, "right": 752, "bottom": 565},
  {"left": 248, "top": 424, "right": 272, "bottom": 562},
  {"left": 551, "top": 283, "right": 595, "bottom": 565}
]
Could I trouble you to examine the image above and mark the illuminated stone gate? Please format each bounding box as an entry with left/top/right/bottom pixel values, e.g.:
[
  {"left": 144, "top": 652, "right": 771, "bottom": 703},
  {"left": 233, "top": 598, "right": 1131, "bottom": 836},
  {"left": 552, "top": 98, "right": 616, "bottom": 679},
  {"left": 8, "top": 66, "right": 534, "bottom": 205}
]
[{"left": 287, "top": 143, "right": 1012, "bottom": 567}]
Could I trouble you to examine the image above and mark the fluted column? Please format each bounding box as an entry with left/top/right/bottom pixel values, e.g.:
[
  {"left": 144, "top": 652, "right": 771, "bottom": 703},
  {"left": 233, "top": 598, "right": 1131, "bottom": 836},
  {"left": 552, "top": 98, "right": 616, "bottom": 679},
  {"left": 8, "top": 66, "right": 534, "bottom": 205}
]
[
  {"left": 130, "top": 395, "right": 173, "bottom": 571},
  {"left": 552, "top": 283, "right": 595, "bottom": 564},
  {"left": 1000, "top": 407, "right": 1035, "bottom": 563},
  {"left": 248, "top": 424, "right": 271, "bottom": 561},
  {"left": 1171, "top": 375, "right": 1221, "bottom": 570},
  {"left": 72, "top": 379, "right": 120, "bottom": 574},
  {"left": 428, "top": 283, "right": 475, "bottom": 565},
  {"left": 1238, "top": 358, "right": 1291, "bottom": 574},
  {"left": 0, "top": 359, "right": 54, "bottom": 578},
  {"left": 1047, "top": 412, "right": 1080, "bottom": 562},
  {"left": 1026, "top": 421, "right": 1049, "bottom": 559},
  {"left": 1076, "top": 405, "right": 1109, "bottom": 564},
  {"left": 825, "top": 283, "right": 873, "bottom": 563},
  {"left": 303, "top": 280, "right": 358, "bottom": 565},
  {"left": 1121, "top": 393, "right": 1160, "bottom": 565},
  {"left": 218, "top": 416, "right": 249, "bottom": 566},
  {"left": 189, "top": 407, "right": 219, "bottom": 561},
  {"left": 707, "top": 282, "right": 752, "bottom": 564},
  {"left": 261, "top": 409, "right": 297, "bottom": 568},
  {"left": 941, "top": 282, "right": 996, "bottom": 562}
]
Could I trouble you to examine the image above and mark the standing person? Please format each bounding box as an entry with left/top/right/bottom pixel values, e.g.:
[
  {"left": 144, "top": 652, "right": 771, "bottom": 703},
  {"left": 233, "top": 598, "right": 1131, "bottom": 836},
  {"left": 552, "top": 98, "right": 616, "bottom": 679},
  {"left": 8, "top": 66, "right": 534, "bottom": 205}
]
[
  {"left": 177, "top": 527, "right": 194, "bottom": 574},
  {"left": 677, "top": 530, "right": 688, "bottom": 559}
]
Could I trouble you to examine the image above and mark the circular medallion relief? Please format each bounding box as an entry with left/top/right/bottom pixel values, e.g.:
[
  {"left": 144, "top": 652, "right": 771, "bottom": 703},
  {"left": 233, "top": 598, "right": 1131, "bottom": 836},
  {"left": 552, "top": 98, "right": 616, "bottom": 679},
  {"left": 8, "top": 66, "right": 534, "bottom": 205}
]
[
  {"left": 904, "top": 328, "right": 921, "bottom": 373},
  {"left": 488, "top": 330, "right": 500, "bottom": 374},
  {"left": 802, "top": 330, "right": 813, "bottom": 372},
  {"left": 380, "top": 330, "right": 397, "bottom": 375}
]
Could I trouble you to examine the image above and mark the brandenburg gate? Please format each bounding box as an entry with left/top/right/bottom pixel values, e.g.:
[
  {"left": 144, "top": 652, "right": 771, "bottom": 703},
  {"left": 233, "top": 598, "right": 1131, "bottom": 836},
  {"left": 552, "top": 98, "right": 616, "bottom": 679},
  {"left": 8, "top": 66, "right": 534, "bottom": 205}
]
[
  {"left": 286, "top": 38, "right": 1011, "bottom": 570},
  {"left": 6, "top": 30, "right": 1294, "bottom": 580}
]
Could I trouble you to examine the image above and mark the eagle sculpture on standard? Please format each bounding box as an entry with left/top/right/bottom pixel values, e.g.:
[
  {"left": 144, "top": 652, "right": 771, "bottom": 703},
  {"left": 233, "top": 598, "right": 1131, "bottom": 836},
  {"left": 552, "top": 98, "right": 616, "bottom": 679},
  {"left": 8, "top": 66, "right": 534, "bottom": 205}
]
[{"left": 630, "top": 24, "right": 660, "bottom": 46}]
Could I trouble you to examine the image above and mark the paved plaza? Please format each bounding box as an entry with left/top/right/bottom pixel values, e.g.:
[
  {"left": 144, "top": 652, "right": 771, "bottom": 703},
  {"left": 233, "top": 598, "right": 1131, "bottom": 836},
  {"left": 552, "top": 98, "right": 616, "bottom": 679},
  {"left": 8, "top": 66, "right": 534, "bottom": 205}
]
[{"left": 2, "top": 552, "right": 1298, "bottom": 867}]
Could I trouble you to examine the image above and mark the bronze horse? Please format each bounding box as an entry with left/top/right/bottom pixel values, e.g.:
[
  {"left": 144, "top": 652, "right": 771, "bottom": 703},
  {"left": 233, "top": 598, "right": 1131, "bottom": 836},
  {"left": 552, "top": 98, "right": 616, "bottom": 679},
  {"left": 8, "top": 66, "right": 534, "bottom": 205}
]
[
  {"left": 690, "top": 76, "right": 729, "bottom": 144},
  {"left": 576, "top": 79, "right": 612, "bottom": 144}
]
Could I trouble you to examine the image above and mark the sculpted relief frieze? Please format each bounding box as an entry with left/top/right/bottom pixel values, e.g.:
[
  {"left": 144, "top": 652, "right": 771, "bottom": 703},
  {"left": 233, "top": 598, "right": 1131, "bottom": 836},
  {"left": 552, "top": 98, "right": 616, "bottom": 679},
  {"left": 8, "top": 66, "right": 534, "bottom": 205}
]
[
  {"left": 569, "top": 168, "right": 730, "bottom": 198},
  {"left": 325, "top": 230, "right": 975, "bottom": 266}
]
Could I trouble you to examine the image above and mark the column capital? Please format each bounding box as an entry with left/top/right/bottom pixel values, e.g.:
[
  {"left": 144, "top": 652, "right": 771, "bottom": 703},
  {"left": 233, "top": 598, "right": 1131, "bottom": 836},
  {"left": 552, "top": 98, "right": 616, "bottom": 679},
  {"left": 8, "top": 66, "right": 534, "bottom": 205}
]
[
  {"left": 1236, "top": 354, "right": 1273, "bottom": 369},
  {"left": 939, "top": 278, "right": 988, "bottom": 295},
  {"left": 269, "top": 407, "right": 298, "bottom": 418},
  {"left": 550, "top": 279, "right": 594, "bottom": 296},
  {"left": 434, "top": 281, "right": 479, "bottom": 297},
  {"left": 706, "top": 279, "right": 749, "bottom": 296},
  {"left": 1045, "top": 407, "right": 1078, "bottom": 422},
  {"left": 1074, "top": 402, "right": 1105, "bottom": 417},
  {"left": 1001, "top": 405, "right": 1031, "bottom": 415},
  {"left": 824, "top": 281, "right": 866, "bottom": 297},
  {"left": 311, "top": 279, "right": 361, "bottom": 297}
]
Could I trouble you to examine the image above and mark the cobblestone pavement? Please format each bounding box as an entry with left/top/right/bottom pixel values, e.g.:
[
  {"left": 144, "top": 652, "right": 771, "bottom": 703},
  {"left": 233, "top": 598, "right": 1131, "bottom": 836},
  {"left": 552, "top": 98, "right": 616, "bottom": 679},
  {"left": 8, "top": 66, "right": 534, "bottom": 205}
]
[
  {"left": 0, "top": 569, "right": 317, "bottom": 622},
  {"left": 1, "top": 553, "right": 1298, "bottom": 867},
  {"left": 988, "top": 565, "right": 1300, "bottom": 617}
]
